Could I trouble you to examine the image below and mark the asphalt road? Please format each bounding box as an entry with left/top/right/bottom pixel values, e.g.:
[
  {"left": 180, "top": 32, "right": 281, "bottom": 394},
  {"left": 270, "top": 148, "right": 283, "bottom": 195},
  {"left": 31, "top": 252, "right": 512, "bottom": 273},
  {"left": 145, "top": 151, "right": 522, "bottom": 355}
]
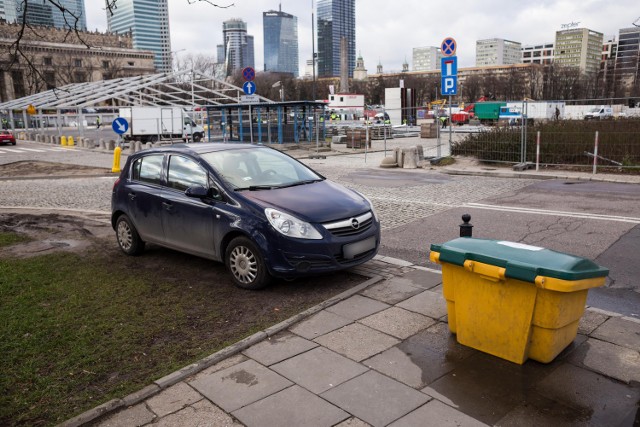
[{"left": 2, "top": 140, "right": 639, "bottom": 317}]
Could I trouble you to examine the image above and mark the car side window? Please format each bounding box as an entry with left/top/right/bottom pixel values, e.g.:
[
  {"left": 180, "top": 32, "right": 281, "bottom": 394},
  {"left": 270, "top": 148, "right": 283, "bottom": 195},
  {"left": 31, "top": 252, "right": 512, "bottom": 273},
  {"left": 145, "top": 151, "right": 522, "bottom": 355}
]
[
  {"left": 167, "top": 155, "right": 208, "bottom": 191},
  {"left": 132, "top": 154, "right": 164, "bottom": 185}
]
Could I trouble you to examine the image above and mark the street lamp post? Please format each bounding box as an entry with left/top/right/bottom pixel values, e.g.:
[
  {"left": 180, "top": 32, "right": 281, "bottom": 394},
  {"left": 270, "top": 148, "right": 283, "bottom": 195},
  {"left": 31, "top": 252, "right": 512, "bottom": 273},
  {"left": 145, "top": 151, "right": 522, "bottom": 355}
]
[{"left": 272, "top": 81, "right": 284, "bottom": 102}]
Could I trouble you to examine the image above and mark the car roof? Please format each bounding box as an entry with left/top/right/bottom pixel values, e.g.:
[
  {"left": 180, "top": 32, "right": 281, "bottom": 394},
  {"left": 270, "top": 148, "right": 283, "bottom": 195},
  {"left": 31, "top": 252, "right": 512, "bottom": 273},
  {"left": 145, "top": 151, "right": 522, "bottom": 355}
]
[{"left": 138, "top": 143, "right": 268, "bottom": 156}]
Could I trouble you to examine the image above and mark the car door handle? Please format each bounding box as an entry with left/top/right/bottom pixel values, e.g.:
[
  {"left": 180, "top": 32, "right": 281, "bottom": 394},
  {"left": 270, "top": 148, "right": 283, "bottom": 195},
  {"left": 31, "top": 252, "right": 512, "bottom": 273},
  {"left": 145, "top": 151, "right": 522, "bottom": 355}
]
[
  {"left": 162, "top": 201, "right": 173, "bottom": 211},
  {"left": 128, "top": 192, "right": 136, "bottom": 200}
]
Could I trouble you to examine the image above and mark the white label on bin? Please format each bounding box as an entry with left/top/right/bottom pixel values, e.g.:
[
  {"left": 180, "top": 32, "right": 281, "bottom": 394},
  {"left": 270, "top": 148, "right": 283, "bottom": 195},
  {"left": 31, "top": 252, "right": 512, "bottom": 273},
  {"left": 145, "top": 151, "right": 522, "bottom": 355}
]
[{"left": 497, "top": 241, "right": 544, "bottom": 251}]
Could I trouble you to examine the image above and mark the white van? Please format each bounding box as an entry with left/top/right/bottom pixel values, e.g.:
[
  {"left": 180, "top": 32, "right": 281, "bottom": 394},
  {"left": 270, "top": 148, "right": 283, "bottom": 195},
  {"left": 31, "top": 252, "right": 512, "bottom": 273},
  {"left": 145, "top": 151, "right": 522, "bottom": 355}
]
[{"left": 584, "top": 106, "right": 613, "bottom": 120}]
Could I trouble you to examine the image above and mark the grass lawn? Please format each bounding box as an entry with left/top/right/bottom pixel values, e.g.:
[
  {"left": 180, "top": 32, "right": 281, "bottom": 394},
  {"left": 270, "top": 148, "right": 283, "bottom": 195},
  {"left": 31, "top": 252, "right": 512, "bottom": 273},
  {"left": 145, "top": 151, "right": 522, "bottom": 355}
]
[{"left": 0, "top": 229, "right": 363, "bottom": 426}]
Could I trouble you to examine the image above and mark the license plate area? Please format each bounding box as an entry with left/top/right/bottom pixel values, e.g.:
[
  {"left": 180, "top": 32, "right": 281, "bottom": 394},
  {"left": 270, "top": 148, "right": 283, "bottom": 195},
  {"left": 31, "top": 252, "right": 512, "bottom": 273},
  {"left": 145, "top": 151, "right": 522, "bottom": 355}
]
[{"left": 343, "top": 236, "right": 376, "bottom": 259}]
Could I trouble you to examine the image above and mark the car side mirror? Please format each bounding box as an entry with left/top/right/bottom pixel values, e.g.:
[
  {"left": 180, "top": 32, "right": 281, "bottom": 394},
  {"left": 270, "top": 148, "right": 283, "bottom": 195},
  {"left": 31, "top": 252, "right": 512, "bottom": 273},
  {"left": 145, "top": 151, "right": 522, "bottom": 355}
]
[{"left": 185, "top": 185, "right": 208, "bottom": 198}]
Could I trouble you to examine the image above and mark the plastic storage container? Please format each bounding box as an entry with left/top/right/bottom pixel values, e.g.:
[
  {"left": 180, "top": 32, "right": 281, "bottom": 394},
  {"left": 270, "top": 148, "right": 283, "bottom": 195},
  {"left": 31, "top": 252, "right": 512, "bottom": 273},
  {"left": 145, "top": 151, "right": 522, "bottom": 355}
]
[{"left": 430, "top": 238, "right": 608, "bottom": 364}]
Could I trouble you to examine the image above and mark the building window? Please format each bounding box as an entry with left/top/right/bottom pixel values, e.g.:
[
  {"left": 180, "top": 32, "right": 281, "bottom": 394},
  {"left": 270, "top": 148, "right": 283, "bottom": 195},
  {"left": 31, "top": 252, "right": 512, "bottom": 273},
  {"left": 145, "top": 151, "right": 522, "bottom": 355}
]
[
  {"left": 44, "top": 71, "right": 55, "bottom": 90},
  {"left": 102, "top": 60, "right": 110, "bottom": 68},
  {"left": 75, "top": 59, "right": 82, "bottom": 67},
  {"left": 12, "top": 70, "right": 25, "bottom": 98},
  {"left": 43, "top": 57, "right": 53, "bottom": 66},
  {"left": 127, "top": 61, "right": 134, "bottom": 66}
]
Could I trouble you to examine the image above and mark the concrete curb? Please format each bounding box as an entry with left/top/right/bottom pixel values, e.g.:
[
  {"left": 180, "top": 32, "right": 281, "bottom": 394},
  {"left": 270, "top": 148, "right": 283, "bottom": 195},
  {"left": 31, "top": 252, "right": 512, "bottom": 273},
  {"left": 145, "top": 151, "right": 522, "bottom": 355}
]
[{"left": 58, "top": 273, "right": 385, "bottom": 426}]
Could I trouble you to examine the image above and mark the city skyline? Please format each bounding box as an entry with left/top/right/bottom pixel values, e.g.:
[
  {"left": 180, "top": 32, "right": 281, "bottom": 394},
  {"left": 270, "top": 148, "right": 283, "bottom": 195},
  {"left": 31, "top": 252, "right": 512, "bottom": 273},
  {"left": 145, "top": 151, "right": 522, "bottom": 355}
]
[{"left": 83, "top": 0, "right": 639, "bottom": 75}]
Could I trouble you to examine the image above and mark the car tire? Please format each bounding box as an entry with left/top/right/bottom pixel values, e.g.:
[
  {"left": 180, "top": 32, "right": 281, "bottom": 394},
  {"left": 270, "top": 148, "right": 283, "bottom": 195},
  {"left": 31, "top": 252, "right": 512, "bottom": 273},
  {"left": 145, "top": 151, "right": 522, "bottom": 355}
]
[
  {"left": 192, "top": 133, "right": 202, "bottom": 142},
  {"left": 115, "top": 215, "right": 145, "bottom": 255},
  {"left": 225, "top": 236, "right": 271, "bottom": 290}
]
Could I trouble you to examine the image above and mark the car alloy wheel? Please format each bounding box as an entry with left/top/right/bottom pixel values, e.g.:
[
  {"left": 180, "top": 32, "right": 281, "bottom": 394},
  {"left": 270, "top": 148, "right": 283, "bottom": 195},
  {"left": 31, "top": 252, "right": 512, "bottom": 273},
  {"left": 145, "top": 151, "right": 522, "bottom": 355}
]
[
  {"left": 116, "top": 215, "right": 145, "bottom": 255},
  {"left": 226, "top": 236, "right": 271, "bottom": 290}
]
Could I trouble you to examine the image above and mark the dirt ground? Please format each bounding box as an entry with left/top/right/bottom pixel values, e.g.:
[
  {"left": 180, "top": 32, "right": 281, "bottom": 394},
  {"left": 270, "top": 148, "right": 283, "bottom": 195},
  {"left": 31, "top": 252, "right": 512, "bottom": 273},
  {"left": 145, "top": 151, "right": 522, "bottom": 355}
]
[{"left": 0, "top": 160, "right": 110, "bottom": 178}]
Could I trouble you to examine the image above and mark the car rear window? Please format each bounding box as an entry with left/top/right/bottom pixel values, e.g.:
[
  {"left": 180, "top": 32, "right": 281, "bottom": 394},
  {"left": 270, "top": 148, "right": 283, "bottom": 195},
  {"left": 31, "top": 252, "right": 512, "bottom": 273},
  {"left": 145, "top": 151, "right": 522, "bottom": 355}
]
[{"left": 132, "top": 154, "right": 163, "bottom": 185}]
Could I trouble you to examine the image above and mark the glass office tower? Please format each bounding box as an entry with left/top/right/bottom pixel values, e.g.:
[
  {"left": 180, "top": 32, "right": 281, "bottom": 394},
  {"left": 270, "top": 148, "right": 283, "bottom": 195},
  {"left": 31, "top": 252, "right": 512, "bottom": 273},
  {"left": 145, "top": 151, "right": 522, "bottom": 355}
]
[
  {"left": 222, "top": 18, "right": 255, "bottom": 77},
  {"left": 107, "top": 0, "right": 172, "bottom": 72},
  {"left": 263, "top": 7, "right": 299, "bottom": 76},
  {"left": 316, "top": 0, "right": 355, "bottom": 78},
  {"left": 1, "top": 0, "right": 87, "bottom": 30}
]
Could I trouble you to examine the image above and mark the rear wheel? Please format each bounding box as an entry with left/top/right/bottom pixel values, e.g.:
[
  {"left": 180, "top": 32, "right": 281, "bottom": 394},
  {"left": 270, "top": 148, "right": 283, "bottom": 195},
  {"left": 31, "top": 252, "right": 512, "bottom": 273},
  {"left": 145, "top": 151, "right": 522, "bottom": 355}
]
[
  {"left": 225, "top": 236, "right": 271, "bottom": 290},
  {"left": 116, "top": 215, "right": 145, "bottom": 255}
]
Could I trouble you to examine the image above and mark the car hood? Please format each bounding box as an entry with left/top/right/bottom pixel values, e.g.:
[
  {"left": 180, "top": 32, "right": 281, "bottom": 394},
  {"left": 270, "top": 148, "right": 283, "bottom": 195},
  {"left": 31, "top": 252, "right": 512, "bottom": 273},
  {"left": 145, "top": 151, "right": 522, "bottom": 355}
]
[{"left": 240, "top": 180, "right": 370, "bottom": 223}]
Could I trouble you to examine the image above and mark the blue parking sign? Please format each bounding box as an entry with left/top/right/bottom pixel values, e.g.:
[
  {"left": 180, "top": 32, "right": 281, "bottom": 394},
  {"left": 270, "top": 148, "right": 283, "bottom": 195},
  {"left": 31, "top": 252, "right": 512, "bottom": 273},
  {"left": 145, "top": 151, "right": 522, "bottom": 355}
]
[{"left": 441, "top": 76, "right": 458, "bottom": 96}]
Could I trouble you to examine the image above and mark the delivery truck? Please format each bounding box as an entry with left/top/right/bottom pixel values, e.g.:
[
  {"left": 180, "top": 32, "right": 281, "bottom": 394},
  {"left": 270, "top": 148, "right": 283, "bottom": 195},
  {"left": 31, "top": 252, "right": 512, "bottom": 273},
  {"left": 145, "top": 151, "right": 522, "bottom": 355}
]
[{"left": 118, "top": 107, "right": 205, "bottom": 143}]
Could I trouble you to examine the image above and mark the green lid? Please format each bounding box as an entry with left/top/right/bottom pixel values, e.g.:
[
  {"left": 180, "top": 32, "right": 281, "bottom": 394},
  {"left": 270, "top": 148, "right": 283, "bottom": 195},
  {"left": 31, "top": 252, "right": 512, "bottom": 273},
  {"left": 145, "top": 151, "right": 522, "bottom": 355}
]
[{"left": 430, "top": 238, "right": 608, "bottom": 283}]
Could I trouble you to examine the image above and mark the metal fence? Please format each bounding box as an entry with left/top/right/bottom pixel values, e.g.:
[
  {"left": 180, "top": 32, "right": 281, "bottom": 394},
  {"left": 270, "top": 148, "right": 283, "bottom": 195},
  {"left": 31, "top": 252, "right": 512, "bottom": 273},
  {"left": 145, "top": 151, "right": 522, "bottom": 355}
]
[{"left": 451, "top": 121, "right": 640, "bottom": 173}]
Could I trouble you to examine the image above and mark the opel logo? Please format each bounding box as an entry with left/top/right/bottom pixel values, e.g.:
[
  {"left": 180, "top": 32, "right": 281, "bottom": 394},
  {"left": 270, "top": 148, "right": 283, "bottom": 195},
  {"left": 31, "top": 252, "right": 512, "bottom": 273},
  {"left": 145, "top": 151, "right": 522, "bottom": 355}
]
[{"left": 351, "top": 218, "right": 360, "bottom": 229}]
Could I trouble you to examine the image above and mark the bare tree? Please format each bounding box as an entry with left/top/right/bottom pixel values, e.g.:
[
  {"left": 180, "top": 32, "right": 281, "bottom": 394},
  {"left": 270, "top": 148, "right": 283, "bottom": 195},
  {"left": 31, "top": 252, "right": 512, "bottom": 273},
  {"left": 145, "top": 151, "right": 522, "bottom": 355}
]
[{"left": 5, "top": 0, "right": 234, "bottom": 95}]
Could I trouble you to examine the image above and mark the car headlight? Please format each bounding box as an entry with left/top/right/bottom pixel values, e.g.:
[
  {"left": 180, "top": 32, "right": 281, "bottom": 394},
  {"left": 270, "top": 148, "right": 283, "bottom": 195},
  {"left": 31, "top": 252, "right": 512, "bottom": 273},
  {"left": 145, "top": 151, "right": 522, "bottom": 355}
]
[
  {"left": 265, "top": 208, "right": 323, "bottom": 240},
  {"left": 356, "top": 191, "right": 378, "bottom": 221}
]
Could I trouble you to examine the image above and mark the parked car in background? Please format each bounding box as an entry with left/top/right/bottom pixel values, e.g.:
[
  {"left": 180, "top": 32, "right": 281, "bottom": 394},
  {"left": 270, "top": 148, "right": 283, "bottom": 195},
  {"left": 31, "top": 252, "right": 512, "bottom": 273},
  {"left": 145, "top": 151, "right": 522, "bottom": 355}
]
[
  {"left": 0, "top": 129, "right": 16, "bottom": 145},
  {"left": 111, "top": 143, "right": 380, "bottom": 289}
]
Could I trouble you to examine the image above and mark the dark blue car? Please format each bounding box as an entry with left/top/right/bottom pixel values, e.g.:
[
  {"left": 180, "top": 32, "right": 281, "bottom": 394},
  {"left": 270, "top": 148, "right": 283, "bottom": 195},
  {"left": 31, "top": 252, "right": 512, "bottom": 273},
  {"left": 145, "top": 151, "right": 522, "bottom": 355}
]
[{"left": 111, "top": 143, "right": 380, "bottom": 289}]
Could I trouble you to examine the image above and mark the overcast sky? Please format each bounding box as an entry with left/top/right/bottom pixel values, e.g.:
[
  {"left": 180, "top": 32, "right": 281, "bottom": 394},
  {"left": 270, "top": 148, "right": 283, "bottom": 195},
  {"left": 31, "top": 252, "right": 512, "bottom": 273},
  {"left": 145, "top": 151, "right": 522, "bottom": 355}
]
[{"left": 85, "top": 0, "right": 640, "bottom": 74}]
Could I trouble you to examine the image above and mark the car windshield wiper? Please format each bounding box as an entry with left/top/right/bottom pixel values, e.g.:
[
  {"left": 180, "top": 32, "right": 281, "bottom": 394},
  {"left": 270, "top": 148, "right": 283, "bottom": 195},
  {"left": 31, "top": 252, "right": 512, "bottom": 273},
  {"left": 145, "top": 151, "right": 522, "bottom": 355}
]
[
  {"left": 235, "top": 185, "right": 275, "bottom": 191},
  {"left": 275, "top": 178, "right": 324, "bottom": 189}
]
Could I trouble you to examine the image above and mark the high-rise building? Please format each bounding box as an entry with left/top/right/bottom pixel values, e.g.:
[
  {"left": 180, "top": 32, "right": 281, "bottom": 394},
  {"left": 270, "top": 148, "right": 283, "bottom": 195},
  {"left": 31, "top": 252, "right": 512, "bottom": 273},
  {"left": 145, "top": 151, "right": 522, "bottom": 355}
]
[
  {"left": 412, "top": 46, "right": 442, "bottom": 71},
  {"left": 554, "top": 28, "right": 603, "bottom": 74},
  {"left": 476, "top": 38, "right": 522, "bottom": 66},
  {"left": 316, "top": 0, "right": 355, "bottom": 78},
  {"left": 216, "top": 44, "right": 225, "bottom": 64},
  {"left": 521, "top": 43, "right": 554, "bottom": 65},
  {"left": 615, "top": 27, "right": 640, "bottom": 84},
  {"left": 1, "top": 0, "right": 87, "bottom": 30},
  {"left": 222, "top": 18, "right": 255, "bottom": 77},
  {"left": 107, "top": 0, "right": 172, "bottom": 72},
  {"left": 263, "top": 7, "right": 298, "bottom": 76}
]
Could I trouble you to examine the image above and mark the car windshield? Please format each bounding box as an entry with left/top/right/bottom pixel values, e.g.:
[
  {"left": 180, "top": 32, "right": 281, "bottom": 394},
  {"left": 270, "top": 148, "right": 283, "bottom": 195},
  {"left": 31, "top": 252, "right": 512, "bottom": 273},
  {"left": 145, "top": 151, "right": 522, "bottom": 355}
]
[{"left": 201, "top": 147, "right": 324, "bottom": 190}]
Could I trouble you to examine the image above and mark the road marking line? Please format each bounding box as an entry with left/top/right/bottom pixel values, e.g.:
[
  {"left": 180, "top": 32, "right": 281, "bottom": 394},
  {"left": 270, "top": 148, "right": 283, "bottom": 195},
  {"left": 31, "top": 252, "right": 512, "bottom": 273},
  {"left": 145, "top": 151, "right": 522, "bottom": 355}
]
[
  {"left": 465, "top": 203, "right": 640, "bottom": 224},
  {"left": 10, "top": 147, "right": 46, "bottom": 152}
]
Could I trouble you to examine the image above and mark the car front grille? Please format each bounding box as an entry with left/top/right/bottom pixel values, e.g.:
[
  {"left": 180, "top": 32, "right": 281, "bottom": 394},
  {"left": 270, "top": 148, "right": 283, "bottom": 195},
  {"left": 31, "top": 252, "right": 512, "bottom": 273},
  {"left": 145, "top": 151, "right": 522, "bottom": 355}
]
[{"left": 322, "top": 211, "right": 373, "bottom": 237}]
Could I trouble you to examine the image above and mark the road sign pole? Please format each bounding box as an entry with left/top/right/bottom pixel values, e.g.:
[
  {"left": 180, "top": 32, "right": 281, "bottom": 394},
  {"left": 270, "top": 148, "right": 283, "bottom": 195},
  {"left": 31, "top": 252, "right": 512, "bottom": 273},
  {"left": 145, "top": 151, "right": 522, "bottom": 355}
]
[{"left": 449, "top": 95, "right": 452, "bottom": 155}]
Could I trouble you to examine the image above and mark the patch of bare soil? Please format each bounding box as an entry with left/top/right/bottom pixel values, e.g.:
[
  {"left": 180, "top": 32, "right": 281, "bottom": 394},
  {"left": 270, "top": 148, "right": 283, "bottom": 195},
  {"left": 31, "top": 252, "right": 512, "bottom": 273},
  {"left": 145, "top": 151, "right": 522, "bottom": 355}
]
[
  {"left": 0, "top": 211, "right": 366, "bottom": 302},
  {"left": 0, "top": 161, "right": 110, "bottom": 178}
]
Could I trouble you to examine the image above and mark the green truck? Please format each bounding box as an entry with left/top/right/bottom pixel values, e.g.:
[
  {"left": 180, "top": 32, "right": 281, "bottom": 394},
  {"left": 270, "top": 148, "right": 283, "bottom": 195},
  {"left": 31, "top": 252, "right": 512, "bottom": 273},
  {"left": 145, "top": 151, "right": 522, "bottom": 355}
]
[{"left": 473, "top": 102, "right": 506, "bottom": 123}]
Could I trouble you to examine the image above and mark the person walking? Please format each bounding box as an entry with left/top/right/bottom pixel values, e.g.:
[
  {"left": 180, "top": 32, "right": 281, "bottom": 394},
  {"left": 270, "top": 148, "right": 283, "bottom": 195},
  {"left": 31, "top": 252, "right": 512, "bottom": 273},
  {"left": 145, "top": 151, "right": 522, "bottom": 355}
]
[{"left": 96, "top": 116, "right": 101, "bottom": 129}]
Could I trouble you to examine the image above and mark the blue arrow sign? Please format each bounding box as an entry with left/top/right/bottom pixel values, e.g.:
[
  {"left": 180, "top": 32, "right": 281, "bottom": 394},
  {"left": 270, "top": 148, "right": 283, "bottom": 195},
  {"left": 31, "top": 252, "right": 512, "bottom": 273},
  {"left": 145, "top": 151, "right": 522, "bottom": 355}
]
[
  {"left": 112, "top": 117, "right": 129, "bottom": 135},
  {"left": 243, "top": 81, "right": 256, "bottom": 95}
]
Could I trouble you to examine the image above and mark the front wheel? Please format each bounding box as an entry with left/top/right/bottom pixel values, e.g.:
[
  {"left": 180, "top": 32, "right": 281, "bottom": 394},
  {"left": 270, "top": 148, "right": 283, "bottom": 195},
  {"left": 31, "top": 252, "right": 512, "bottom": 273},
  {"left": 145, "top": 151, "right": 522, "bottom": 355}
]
[
  {"left": 192, "top": 133, "right": 203, "bottom": 142},
  {"left": 115, "top": 215, "right": 145, "bottom": 255},
  {"left": 225, "top": 236, "right": 271, "bottom": 290}
]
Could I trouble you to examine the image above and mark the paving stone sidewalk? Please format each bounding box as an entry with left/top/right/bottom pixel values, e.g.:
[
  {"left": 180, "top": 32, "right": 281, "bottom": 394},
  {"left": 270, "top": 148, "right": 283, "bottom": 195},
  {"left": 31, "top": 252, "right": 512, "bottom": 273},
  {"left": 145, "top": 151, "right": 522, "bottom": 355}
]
[{"left": 64, "top": 256, "right": 640, "bottom": 427}]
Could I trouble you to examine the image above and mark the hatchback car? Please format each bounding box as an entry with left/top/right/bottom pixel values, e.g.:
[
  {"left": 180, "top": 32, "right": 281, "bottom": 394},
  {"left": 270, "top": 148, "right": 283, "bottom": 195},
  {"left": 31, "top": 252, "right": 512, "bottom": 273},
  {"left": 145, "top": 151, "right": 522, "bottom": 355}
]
[
  {"left": 111, "top": 143, "right": 380, "bottom": 289},
  {"left": 0, "top": 129, "right": 16, "bottom": 145}
]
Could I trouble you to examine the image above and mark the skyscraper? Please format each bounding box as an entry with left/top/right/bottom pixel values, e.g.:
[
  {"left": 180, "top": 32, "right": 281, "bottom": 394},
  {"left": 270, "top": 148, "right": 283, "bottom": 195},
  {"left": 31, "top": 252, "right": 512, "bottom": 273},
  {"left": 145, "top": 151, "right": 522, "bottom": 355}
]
[
  {"left": 316, "top": 0, "right": 355, "bottom": 78},
  {"left": 1, "top": 0, "right": 87, "bottom": 30},
  {"left": 222, "top": 18, "right": 255, "bottom": 77},
  {"left": 107, "top": 0, "right": 172, "bottom": 72},
  {"left": 263, "top": 6, "right": 299, "bottom": 76}
]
